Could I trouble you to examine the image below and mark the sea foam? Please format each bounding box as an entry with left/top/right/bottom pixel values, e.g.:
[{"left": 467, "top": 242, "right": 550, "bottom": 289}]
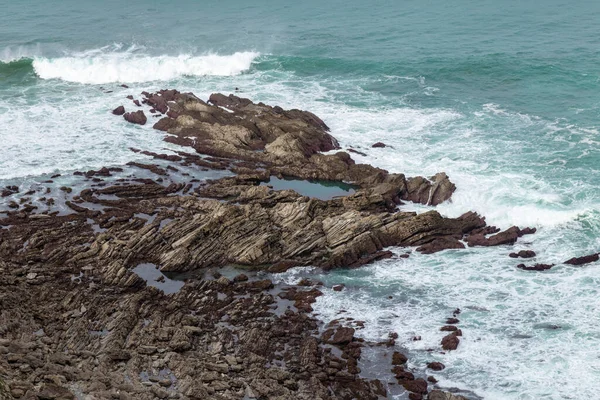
[{"left": 32, "top": 51, "right": 260, "bottom": 84}]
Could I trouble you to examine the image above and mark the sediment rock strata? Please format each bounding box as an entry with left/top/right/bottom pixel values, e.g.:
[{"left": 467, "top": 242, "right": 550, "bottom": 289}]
[{"left": 0, "top": 91, "right": 535, "bottom": 399}]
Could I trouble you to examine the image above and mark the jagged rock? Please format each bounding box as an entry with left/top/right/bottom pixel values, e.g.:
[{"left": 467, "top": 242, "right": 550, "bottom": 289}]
[
  {"left": 401, "top": 378, "right": 428, "bottom": 394},
  {"left": 0, "top": 91, "right": 530, "bottom": 400},
  {"left": 322, "top": 327, "right": 355, "bottom": 345}
]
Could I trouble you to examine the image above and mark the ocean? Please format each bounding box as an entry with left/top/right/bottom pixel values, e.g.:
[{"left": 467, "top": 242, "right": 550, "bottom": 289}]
[{"left": 2, "top": 1, "right": 600, "bottom": 398}]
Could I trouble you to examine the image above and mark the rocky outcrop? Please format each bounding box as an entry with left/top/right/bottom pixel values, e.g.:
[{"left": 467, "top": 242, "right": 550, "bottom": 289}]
[{"left": 0, "top": 91, "right": 539, "bottom": 399}]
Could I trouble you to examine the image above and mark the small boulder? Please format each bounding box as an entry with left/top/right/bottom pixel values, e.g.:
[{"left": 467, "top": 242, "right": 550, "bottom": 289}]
[
  {"left": 112, "top": 105, "right": 125, "bottom": 115},
  {"left": 401, "top": 378, "right": 428, "bottom": 394},
  {"left": 564, "top": 253, "right": 599, "bottom": 266},
  {"left": 332, "top": 284, "right": 345, "bottom": 292},
  {"left": 427, "top": 361, "right": 445, "bottom": 371},
  {"left": 124, "top": 110, "right": 147, "bottom": 125},
  {"left": 392, "top": 351, "right": 408, "bottom": 365},
  {"left": 441, "top": 333, "right": 460, "bottom": 350},
  {"left": 372, "top": 142, "right": 387, "bottom": 148},
  {"left": 509, "top": 250, "right": 536, "bottom": 258}
]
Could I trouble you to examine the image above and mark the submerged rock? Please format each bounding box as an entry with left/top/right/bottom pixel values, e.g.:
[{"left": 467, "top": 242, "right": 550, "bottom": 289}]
[
  {"left": 517, "top": 263, "right": 554, "bottom": 271},
  {"left": 441, "top": 333, "right": 460, "bottom": 350},
  {"left": 509, "top": 250, "right": 536, "bottom": 258},
  {"left": 564, "top": 253, "right": 599, "bottom": 266}
]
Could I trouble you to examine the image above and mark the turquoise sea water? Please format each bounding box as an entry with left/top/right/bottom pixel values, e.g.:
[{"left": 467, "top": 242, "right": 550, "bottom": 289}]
[{"left": 2, "top": 1, "right": 600, "bottom": 398}]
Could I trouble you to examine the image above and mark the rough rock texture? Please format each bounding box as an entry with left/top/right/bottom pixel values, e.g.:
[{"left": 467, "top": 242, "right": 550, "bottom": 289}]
[{"left": 0, "top": 91, "right": 536, "bottom": 399}]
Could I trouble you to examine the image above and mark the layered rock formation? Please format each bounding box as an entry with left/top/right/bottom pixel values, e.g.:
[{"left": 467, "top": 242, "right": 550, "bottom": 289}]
[{"left": 0, "top": 91, "right": 532, "bottom": 399}]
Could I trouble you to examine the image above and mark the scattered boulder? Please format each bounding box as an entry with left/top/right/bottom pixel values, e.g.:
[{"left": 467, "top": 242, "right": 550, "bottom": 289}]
[
  {"left": 392, "top": 351, "right": 408, "bottom": 365},
  {"left": 322, "top": 327, "right": 355, "bottom": 345},
  {"left": 564, "top": 253, "right": 599, "bottom": 266},
  {"left": 517, "top": 263, "right": 553, "bottom": 271},
  {"left": 112, "top": 105, "right": 125, "bottom": 115},
  {"left": 441, "top": 333, "right": 460, "bottom": 350},
  {"left": 401, "top": 378, "right": 428, "bottom": 394},
  {"left": 332, "top": 284, "right": 345, "bottom": 292},
  {"left": 417, "top": 237, "right": 464, "bottom": 254},
  {"left": 440, "top": 325, "right": 458, "bottom": 332},
  {"left": 427, "top": 361, "right": 445, "bottom": 371},
  {"left": 123, "top": 110, "right": 147, "bottom": 125},
  {"left": 509, "top": 250, "right": 536, "bottom": 258},
  {"left": 372, "top": 142, "right": 388, "bottom": 148}
]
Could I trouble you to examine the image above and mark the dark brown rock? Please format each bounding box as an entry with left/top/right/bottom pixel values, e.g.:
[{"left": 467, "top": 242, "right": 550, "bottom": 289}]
[
  {"left": 123, "top": 110, "right": 147, "bottom": 125},
  {"left": 427, "top": 361, "right": 445, "bottom": 371},
  {"left": 322, "top": 327, "right": 355, "bottom": 345},
  {"left": 517, "top": 263, "right": 554, "bottom": 271},
  {"left": 440, "top": 325, "right": 458, "bottom": 332},
  {"left": 112, "top": 105, "right": 125, "bottom": 115},
  {"left": 564, "top": 253, "right": 599, "bottom": 266},
  {"left": 509, "top": 250, "right": 536, "bottom": 258},
  {"left": 401, "top": 378, "right": 428, "bottom": 394},
  {"left": 372, "top": 142, "right": 387, "bottom": 148},
  {"left": 392, "top": 351, "right": 408, "bottom": 365},
  {"left": 441, "top": 333, "right": 460, "bottom": 350}
]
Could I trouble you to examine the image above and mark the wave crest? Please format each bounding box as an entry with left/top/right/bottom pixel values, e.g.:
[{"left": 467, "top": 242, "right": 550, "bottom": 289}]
[{"left": 32, "top": 51, "right": 260, "bottom": 84}]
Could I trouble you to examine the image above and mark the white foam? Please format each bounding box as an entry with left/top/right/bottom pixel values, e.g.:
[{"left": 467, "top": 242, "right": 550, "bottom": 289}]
[
  {"left": 33, "top": 51, "right": 260, "bottom": 84},
  {"left": 0, "top": 85, "right": 180, "bottom": 180}
]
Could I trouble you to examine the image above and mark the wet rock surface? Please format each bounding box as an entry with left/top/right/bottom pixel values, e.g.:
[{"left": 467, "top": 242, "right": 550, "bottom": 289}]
[{"left": 0, "top": 91, "right": 523, "bottom": 399}]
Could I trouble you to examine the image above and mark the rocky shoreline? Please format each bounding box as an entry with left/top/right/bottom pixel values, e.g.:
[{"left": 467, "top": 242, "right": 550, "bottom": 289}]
[{"left": 0, "top": 90, "right": 540, "bottom": 400}]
